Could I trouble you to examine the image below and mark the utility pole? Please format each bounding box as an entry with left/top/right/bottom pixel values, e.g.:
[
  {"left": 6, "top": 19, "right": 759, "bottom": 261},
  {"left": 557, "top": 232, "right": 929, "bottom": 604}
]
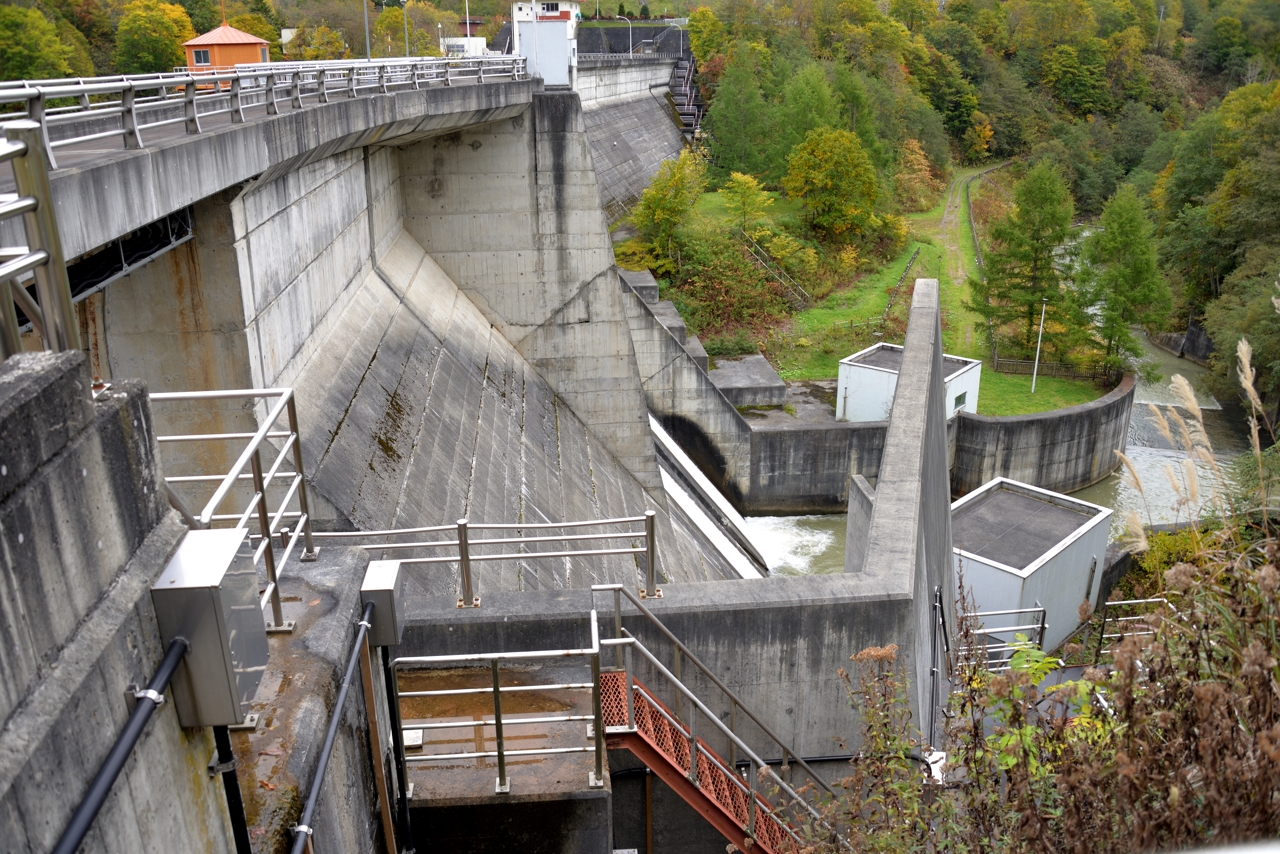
[
  {"left": 1031, "top": 297, "right": 1048, "bottom": 394},
  {"left": 363, "top": 0, "right": 372, "bottom": 59}
]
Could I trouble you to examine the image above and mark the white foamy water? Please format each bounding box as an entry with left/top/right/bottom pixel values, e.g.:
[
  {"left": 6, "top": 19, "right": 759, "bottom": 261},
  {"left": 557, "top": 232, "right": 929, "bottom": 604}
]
[{"left": 739, "top": 515, "right": 846, "bottom": 575}]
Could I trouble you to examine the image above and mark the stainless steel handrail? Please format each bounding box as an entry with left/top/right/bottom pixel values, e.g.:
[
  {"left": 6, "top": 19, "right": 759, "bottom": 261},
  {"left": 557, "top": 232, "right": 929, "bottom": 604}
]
[
  {"left": 148, "top": 387, "right": 319, "bottom": 632},
  {"left": 591, "top": 583, "right": 837, "bottom": 798},
  {"left": 0, "top": 121, "right": 78, "bottom": 358},
  {"left": 0, "top": 56, "right": 528, "bottom": 168},
  {"left": 390, "top": 609, "right": 607, "bottom": 792},
  {"left": 956, "top": 604, "right": 1049, "bottom": 672}
]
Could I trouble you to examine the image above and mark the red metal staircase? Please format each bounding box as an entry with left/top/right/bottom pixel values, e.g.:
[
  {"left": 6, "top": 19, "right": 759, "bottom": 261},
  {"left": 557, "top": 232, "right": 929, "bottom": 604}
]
[{"left": 601, "top": 671, "right": 794, "bottom": 853}]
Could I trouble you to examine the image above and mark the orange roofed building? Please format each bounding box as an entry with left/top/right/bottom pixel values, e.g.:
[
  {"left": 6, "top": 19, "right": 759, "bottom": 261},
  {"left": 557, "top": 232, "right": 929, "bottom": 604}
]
[{"left": 183, "top": 24, "right": 270, "bottom": 70}]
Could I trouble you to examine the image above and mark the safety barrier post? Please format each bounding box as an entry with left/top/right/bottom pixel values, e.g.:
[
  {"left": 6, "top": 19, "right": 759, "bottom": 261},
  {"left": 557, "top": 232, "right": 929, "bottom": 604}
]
[
  {"left": 251, "top": 448, "right": 290, "bottom": 632},
  {"left": 185, "top": 79, "right": 204, "bottom": 131},
  {"left": 687, "top": 705, "right": 698, "bottom": 786},
  {"left": 121, "top": 85, "right": 141, "bottom": 148},
  {"left": 457, "top": 518, "right": 477, "bottom": 607},
  {"left": 591, "top": 653, "right": 605, "bottom": 787},
  {"left": 491, "top": 661, "right": 509, "bottom": 793},
  {"left": 643, "top": 510, "right": 658, "bottom": 598},
  {"left": 285, "top": 395, "right": 319, "bottom": 561}
]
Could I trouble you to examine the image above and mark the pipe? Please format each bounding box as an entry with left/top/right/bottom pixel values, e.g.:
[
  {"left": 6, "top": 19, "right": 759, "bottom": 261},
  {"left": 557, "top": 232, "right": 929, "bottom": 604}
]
[
  {"left": 214, "top": 725, "right": 252, "bottom": 854},
  {"left": 290, "top": 601, "right": 376, "bottom": 854},
  {"left": 52, "top": 637, "right": 188, "bottom": 854}
]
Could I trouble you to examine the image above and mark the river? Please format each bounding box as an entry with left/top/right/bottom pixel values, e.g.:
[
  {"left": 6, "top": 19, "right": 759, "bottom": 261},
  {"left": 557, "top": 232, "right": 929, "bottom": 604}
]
[{"left": 741, "top": 338, "right": 1253, "bottom": 574}]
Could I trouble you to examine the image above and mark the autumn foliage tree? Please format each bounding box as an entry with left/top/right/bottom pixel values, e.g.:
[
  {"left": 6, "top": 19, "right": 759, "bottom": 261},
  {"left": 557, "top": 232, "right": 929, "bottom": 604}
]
[
  {"left": 0, "top": 7, "right": 72, "bottom": 80},
  {"left": 782, "top": 127, "right": 880, "bottom": 242},
  {"left": 114, "top": 0, "right": 195, "bottom": 74},
  {"left": 895, "top": 138, "right": 945, "bottom": 212},
  {"left": 718, "top": 172, "right": 773, "bottom": 231},
  {"left": 632, "top": 150, "right": 707, "bottom": 256}
]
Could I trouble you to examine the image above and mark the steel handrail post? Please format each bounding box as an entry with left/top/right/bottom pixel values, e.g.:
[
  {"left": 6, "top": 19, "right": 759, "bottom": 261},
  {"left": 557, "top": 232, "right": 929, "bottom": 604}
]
[
  {"left": 624, "top": 642, "right": 636, "bottom": 730},
  {"left": 6, "top": 122, "right": 79, "bottom": 352},
  {"left": 728, "top": 700, "right": 736, "bottom": 770},
  {"left": 1037, "top": 605, "right": 1047, "bottom": 650},
  {"left": 0, "top": 277, "right": 22, "bottom": 358},
  {"left": 491, "top": 660, "right": 509, "bottom": 792},
  {"left": 184, "top": 79, "right": 203, "bottom": 131},
  {"left": 643, "top": 510, "right": 657, "bottom": 597},
  {"left": 613, "top": 588, "right": 624, "bottom": 669},
  {"left": 458, "top": 518, "right": 476, "bottom": 607},
  {"left": 1094, "top": 603, "right": 1108, "bottom": 664},
  {"left": 383, "top": 650, "right": 414, "bottom": 842},
  {"left": 673, "top": 647, "right": 682, "bottom": 720},
  {"left": 747, "top": 758, "right": 756, "bottom": 838},
  {"left": 120, "top": 84, "right": 141, "bottom": 148},
  {"left": 251, "top": 448, "right": 288, "bottom": 631},
  {"left": 290, "top": 71, "right": 302, "bottom": 110},
  {"left": 591, "top": 653, "right": 604, "bottom": 786},
  {"left": 285, "top": 394, "right": 319, "bottom": 560},
  {"left": 687, "top": 705, "right": 698, "bottom": 785},
  {"left": 24, "top": 90, "right": 56, "bottom": 168}
]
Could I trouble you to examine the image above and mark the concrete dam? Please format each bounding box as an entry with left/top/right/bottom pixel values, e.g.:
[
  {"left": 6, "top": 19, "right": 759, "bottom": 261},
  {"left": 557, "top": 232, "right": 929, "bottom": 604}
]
[{"left": 1, "top": 54, "right": 961, "bottom": 854}]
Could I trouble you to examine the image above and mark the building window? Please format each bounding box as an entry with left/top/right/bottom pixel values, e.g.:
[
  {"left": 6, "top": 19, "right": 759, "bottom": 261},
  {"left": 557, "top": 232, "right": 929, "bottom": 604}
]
[
  {"left": 541, "top": 2, "right": 559, "bottom": 11},
  {"left": 193, "top": 49, "right": 211, "bottom": 66},
  {"left": 260, "top": 46, "right": 268, "bottom": 62},
  {"left": 954, "top": 392, "right": 967, "bottom": 410}
]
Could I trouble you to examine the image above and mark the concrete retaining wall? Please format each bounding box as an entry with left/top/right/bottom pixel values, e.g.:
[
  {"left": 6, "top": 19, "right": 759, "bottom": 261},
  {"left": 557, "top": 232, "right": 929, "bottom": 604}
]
[
  {"left": 747, "top": 421, "right": 885, "bottom": 514},
  {"left": 0, "top": 352, "right": 234, "bottom": 853},
  {"left": 952, "top": 375, "right": 1135, "bottom": 497},
  {"left": 577, "top": 59, "right": 677, "bottom": 108}
]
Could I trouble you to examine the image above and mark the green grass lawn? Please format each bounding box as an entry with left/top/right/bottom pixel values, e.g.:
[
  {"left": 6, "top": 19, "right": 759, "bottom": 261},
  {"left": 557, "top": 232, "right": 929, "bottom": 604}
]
[
  {"left": 694, "top": 190, "right": 804, "bottom": 223},
  {"left": 976, "top": 369, "right": 1107, "bottom": 415}
]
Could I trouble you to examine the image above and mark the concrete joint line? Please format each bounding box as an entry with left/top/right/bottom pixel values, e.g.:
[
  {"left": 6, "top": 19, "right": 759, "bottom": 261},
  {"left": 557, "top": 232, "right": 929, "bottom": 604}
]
[
  {"left": 0, "top": 512, "right": 187, "bottom": 794},
  {"left": 509, "top": 267, "right": 611, "bottom": 352}
]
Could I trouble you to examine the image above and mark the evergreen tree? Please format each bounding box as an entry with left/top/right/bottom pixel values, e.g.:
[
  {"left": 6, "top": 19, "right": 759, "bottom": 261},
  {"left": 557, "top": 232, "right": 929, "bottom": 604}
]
[
  {"left": 704, "top": 46, "right": 771, "bottom": 177},
  {"left": 178, "top": 0, "right": 218, "bottom": 34},
  {"left": 968, "top": 160, "right": 1075, "bottom": 350},
  {"left": 1084, "top": 184, "right": 1172, "bottom": 365},
  {"left": 770, "top": 63, "right": 844, "bottom": 182}
]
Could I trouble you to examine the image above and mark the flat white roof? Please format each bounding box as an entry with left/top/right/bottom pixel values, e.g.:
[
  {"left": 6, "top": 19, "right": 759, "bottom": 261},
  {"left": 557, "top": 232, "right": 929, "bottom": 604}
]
[{"left": 839, "top": 342, "right": 979, "bottom": 382}]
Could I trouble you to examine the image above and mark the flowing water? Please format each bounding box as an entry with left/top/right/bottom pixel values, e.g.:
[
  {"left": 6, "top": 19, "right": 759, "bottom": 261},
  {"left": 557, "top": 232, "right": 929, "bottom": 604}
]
[
  {"left": 742, "top": 338, "right": 1253, "bottom": 575},
  {"left": 1071, "top": 337, "right": 1251, "bottom": 538}
]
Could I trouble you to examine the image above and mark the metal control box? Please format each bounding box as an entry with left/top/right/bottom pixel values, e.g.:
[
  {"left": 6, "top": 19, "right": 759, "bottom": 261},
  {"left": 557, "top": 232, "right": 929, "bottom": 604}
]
[
  {"left": 151, "top": 528, "right": 269, "bottom": 727},
  {"left": 361, "top": 560, "right": 405, "bottom": 647}
]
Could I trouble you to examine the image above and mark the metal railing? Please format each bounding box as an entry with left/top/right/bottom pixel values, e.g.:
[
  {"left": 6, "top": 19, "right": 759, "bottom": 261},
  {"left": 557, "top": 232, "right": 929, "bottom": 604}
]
[
  {"left": 390, "top": 608, "right": 609, "bottom": 793},
  {"left": 832, "top": 246, "right": 921, "bottom": 333},
  {"left": 1087, "top": 597, "right": 1173, "bottom": 664},
  {"left": 387, "top": 597, "right": 842, "bottom": 850},
  {"left": 736, "top": 229, "right": 810, "bottom": 309},
  {"left": 956, "top": 605, "right": 1048, "bottom": 672},
  {"left": 990, "top": 356, "right": 1118, "bottom": 383},
  {"left": 148, "top": 387, "right": 319, "bottom": 632},
  {"left": 0, "top": 120, "right": 79, "bottom": 358},
  {"left": 0, "top": 56, "right": 528, "bottom": 169},
  {"left": 303, "top": 511, "right": 660, "bottom": 606},
  {"left": 591, "top": 583, "right": 836, "bottom": 796}
]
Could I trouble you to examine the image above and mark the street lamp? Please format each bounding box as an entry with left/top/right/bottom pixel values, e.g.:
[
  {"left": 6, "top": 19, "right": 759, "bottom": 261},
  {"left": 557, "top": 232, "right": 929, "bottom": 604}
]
[
  {"left": 1031, "top": 297, "right": 1048, "bottom": 393},
  {"left": 437, "top": 21, "right": 443, "bottom": 52},
  {"left": 403, "top": 0, "right": 410, "bottom": 56},
  {"left": 668, "top": 22, "right": 683, "bottom": 55},
  {"left": 362, "top": 0, "right": 371, "bottom": 59},
  {"left": 616, "top": 15, "right": 632, "bottom": 53}
]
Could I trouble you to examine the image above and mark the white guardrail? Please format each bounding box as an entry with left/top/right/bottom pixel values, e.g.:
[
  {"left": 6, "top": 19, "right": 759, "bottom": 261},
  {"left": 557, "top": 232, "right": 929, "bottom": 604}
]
[{"left": 0, "top": 56, "right": 528, "bottom": 168}]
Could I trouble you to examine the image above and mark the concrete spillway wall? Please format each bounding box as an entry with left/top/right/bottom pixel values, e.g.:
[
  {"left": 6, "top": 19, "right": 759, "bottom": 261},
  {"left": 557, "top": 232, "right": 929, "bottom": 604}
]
[
  {"left": 952, "top": 375, "right": 1135, "bottom": 497},
  {"left": 577, "top": 61, "right": 686, "bottom": 223},
  {"left": 85, "top": 89, "right": 741, "bottom": 593}
]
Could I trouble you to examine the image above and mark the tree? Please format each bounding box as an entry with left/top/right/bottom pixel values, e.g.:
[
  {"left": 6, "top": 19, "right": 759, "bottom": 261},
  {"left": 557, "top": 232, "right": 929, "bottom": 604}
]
[
  {"left": 968, "top": 160, "right": 1076, "bottom": 350},
  {"left": 115, "top": 0, "right": 196, "bottom": 74},
  {"left": 1083, "top": 184, "right": 1172, "bottom": 365},
  {"left": 54, "top": 16, "right": 95, "bottom": 77},
  {"left": 633, "top": 150, "right": 706, "bottom": 255},
  {"left": 769, "top": 63, "right": 844, "bottom": 181},
  {"left": 617, "top": 3, "right": 626, "bottom": 18},
  {"left": 719, "top": 172, "right": 773, "bottom": 231},
  {"left": 782, "top": 127, "right": 880, "bottom": 241},
  {"left": 228, "top": 13, "right": 283, "bottom": 61},
  {"left": 687, "top": 6, "right": 726, "bottom": 63},
  {"left": 639, "top": 4, "right": 650, "bottom": 19},
  {"left": 0, "top": 6, "right": 72, "bottom": 80},
  {"left": 896, "top": 138, "right": 944, "bottom": 211},
  {"left": 289, "top": 24, "right": 350, "bottom": 60},
  {"left": 963, "top": 111, "right": 995, "bottom": 163},
  {"left": 703, "top": 45, "right": 771, "bottom": 177},
  {"left": 177, "top": 0, "right": 218, "bottom": 34}
]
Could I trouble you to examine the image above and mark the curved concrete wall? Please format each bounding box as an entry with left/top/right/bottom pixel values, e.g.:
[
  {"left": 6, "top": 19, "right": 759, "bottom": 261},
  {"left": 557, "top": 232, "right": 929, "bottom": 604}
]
[{"left": 952, "top": 375, "right": 1135, "bottom": 497}]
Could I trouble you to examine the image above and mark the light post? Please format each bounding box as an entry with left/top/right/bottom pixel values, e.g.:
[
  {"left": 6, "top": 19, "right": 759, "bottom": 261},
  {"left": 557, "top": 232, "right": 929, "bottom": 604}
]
[
  {"left": 363, "top": 0, "right": 371, "bottom": 59},
  {"left": 437, "top": 21, "right": 443, "bottom": 52},
  {"left": 616, "top": 15, "right": 632, "bottom": 53},
  {"left": 403, "top": 0, "right": 410, "bottom": 56},
  {"left": 669, "top": 22, "right": 683, "bottom": 55},
  {"left": 1031, "top": 297, "right": 1048, "bottom": 394}
]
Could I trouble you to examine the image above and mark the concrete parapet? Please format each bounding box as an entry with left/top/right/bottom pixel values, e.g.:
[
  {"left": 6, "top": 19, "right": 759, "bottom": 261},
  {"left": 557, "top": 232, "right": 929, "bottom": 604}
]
[
  {"left": 0, "top": 352, "right": 233, "bottom": 853},
  {"left": 951, "top": 375, "right": 1135, "bottom": 497},
  {"left": 576, "top": 59, "right": 677, "bottom": 109},
  {"left": 707, "top": 355, "right": 787, "bottom": 407},
  {"left": 854, "top": 280, "right": 956, "bottom": 732}
]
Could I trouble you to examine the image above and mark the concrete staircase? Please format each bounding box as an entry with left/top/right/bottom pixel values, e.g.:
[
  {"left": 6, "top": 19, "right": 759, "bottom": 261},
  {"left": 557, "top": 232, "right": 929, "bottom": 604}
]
[{"left": 619, "top": 268, "right": 709, "bottom": 371}]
